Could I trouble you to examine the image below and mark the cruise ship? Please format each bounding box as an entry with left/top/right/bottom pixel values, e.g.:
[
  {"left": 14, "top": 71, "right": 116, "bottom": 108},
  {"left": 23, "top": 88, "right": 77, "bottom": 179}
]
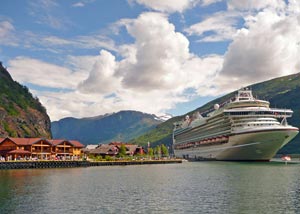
[{"left": 173, "top": 88, "right": 299, "bottom": 161}]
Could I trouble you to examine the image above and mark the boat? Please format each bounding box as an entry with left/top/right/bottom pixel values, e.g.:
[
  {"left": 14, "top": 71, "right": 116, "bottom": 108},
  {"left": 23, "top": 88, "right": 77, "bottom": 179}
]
[{"left": 172, "top": 88, "right": 299, "bottom": 161}]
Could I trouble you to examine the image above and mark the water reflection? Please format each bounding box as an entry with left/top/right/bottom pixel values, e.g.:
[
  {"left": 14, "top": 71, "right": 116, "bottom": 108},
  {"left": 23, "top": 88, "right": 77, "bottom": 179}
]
[
  {"left": 0, "top": 162, "right": 300, "bottom": 213},
  {"left": 217, "top": 162, "right": 300, "bottom": 213}
]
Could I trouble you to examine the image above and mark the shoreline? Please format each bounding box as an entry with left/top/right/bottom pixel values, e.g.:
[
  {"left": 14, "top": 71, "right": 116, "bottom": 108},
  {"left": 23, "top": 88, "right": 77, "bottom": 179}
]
[{"left": 0, "top": 159, "right": 182, "bottom": 170}]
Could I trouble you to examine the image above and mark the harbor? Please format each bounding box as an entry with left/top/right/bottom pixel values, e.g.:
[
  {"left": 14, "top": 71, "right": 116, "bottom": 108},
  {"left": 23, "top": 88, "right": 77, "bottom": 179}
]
[{"left": 0, "top": 159, "right": 182, "bottom": 170}]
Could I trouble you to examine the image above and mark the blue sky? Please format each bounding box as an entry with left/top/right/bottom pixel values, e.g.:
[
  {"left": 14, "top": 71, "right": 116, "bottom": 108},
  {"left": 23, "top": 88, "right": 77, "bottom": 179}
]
[{"left": 1, "top": 0, "right": 300, "bottom": 121}]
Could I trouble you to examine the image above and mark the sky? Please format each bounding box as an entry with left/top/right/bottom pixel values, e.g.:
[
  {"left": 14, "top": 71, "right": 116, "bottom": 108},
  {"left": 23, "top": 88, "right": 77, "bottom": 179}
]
[{"left": 1, "top": 0, "right": 300, "bottom": 121}]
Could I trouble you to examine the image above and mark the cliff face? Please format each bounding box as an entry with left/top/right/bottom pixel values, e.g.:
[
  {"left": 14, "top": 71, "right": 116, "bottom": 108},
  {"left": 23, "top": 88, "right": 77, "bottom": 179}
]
[{"left": 0, "top": 62, "right": 51, "bottom": 138}]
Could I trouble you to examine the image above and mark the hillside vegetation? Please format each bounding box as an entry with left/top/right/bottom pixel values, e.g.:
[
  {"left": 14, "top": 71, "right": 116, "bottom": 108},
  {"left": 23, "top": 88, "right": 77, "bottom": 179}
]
[
  {"left": 0, "top": 62, "right": 51, "bottom": 138},
  {"left": 131, "top": 73, "right": 300, "bottom": 154}
]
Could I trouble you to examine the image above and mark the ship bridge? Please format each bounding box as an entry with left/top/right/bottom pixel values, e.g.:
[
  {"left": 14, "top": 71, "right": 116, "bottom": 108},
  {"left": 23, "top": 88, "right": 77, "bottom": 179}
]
[
  {"left": 235, "top": 88, "right": 254, "bottom": 101},
  {"left": 226, "top": 88, "right": 270, "bottom": 109}
]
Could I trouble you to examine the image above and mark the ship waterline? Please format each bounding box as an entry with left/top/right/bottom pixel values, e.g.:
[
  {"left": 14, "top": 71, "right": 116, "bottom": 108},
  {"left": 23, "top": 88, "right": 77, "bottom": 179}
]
[{"left": 173, "top": 88, "right": 299, "bottom": 161}]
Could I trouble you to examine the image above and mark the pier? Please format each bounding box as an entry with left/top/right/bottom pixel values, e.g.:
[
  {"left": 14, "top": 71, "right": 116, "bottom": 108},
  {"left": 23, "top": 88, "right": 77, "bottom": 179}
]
[{"left": 0, "top": 159, "right": 182, "bottom": 170}]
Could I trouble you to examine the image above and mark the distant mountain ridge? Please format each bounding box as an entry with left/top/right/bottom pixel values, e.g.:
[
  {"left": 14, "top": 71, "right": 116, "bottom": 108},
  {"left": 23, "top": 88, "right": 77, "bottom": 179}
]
[
  {"left": 131, "top": 72, "right": 300, "bottom": 154},
  {"left": 51, "top": 110, "right": 163, "bottom": 145},
  {"left": 0, "top": 62, "right": 51, "bottom": 138}
]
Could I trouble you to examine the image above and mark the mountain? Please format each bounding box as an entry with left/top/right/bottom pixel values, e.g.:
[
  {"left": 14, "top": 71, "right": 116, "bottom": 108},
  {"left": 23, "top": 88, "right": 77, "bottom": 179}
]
[
  {"left": 131, "top": 73, "right": 300, "bottom": 154},
  {"left": 155, "top": 113, "right": 173, "bottom": 122},
  {"left": 0, "top": 62, "right": 51, "bottom": 138},
  {"left": 51, "top": 110, "right": 162, "bottom": 145}
]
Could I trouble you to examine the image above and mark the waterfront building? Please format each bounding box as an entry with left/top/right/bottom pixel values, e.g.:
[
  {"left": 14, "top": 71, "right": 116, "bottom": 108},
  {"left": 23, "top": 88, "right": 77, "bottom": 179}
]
[
  {"left": 89, "top": 144, "right": 119, "bottom": 157},
  {"left": 84, "top": 142, "right": 145, "bottom": 158},
  {"left": 49, "top": 139, "right": 83, "bottom": 158},
  {"left": 109, "top": 142, "right": 145, "bottom": 156},
  {"left": 0, "top": 137, "right": 84, "bottom": 161}
]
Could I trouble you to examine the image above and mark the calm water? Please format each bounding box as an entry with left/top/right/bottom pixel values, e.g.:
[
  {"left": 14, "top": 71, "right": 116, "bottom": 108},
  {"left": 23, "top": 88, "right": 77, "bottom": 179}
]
[{"left": 0, "top": 162, "right": 300, "bottom": 214}]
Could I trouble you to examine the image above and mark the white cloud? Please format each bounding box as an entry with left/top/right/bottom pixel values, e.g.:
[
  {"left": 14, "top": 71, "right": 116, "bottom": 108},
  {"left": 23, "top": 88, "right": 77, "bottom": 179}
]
[
  {"left": 8, "top": 12, "right": 223, "bottom": 120},
  {"left": 201, "top": 0, "right": 223, "bottom": 7},
  {"left": 132, "top": 0, "right": 224, "bottom": 13},
  {"left": 112, "top": 12, "right": 223, "bottom": 93},
  {"left": 42, "top": 36, "right": 73, "bottom": 45},
  {"left": 41, "top": 34, "right": 117, "bottom": 51},
  {"left": 66, "top": 55, "right": 101, "bottom": 73},
  {"left": 0, "top": 21, "right": 14, "bottom": 38},
  {"left": 133, "top": 0, "right": 198, "bottom": 13},
  {"left": 72, "top": 12, "right": 223, "bottom": 118},
  {"left": 8, "top": 57, "right": 86, "bottom": 89},
  {"left": 78, "top": 50, "right": 121, "bottom": 94},
  {"left": 5, "top": 0, "right": 300, "bottom": 122},
  {"left": 71, "top": 0, "right": 95, "bottom": 8},
  {"left": 227, "top": 0, "right": 286, "bottom": 11},
  {"left": 287, "top": 0, "right": 300, "bottom": 13},
  {"left": 72, "top": 2, "right": 85, "bottom": 7},
  {"left": 11, "top": 33, "right": 117, "bottom": 54},
  {"left": 35, "top": 86, "right": 190, "bottom": 121},
  {"left": 185, "top": 12, "right": 240, "bottom": 42},
  {"left": 118, "top": 12, "right": 190, "bottom": 90},
  {"left": 213, "top": 7, "right": 300, "bottom": 93},
  {"left": 75, "top": 35, "right": 117, "bottom": 51},
  {"left": 0, "top": 20, "right": 18, "bottom": 46}
]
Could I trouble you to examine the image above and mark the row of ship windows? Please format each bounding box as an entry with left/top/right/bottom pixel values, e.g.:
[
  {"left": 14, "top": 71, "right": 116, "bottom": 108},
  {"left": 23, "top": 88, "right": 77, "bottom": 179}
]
[
  {"left": 233, "top": 123, "right": 276, "bottom": 127},
  {"left": 232, "top": 120, "right": 277, "bottom": 124},
  {"left": 226, "top": 111, "right": 290, "bottom": 115}
]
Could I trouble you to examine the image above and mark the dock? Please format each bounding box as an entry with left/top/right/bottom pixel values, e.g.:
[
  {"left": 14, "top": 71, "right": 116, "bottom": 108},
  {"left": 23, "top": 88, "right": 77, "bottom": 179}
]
[{"left": 0, "top": 159, "right": 182, "bottom": 170}]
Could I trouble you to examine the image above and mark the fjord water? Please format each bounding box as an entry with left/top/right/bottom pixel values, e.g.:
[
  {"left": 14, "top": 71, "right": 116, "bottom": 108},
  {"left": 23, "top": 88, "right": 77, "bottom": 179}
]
[{"left": 0, "top": 162, "right": 299, "bottom": 213}]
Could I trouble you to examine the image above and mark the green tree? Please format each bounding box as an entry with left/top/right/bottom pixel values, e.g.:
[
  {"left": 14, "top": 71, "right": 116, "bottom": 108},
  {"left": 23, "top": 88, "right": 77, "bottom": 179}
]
[
  {"left": 154, "top": 145, "right": 161, "bottom": 158},
  {"left": 105, "top": 155, "right": 113, "bottom": 161},
  {"left": 148, "top": 148, "right": 154, "bottom": 157},
  {"left": 118, "top": 144, "right": 127, "bottom": 157},
  {"left": 161, "top": 144, "right": 169, "bottom": 157},
  {"left": 95, "top": 155, "right": 103, "bottom": 161}
]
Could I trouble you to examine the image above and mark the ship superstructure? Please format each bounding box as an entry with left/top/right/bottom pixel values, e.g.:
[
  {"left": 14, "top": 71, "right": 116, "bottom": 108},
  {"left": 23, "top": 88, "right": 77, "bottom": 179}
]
[{"left": 173, "top": 88, "right": 299, "bottom": 161}]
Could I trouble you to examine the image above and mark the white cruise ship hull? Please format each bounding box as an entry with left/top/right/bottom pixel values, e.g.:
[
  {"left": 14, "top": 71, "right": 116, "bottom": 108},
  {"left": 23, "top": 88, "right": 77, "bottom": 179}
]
[{"left": 174, "top": 128, "right": 298, "bottom": 161}]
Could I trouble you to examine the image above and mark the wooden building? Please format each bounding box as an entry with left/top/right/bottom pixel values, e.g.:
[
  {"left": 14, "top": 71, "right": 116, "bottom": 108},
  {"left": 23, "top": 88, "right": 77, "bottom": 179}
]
[
  {"left": 109, "top": 142, "right": 145, "bottom": 156},
  {"left": 0, "top": 137, "right": 84, "bottom": 161},
  {"left": 88, "top": 144, "right": 119, "bottom": 157},
  {"left": 83, "top": 142, "right": 145, "bottom": 158},
  {"left": 49, "top": 140, "right": 83, "bottom": 158}
]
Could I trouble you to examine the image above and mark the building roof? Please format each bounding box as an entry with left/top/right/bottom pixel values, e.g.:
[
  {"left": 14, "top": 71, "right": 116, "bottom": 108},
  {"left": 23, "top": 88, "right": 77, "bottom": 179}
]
[
  {"left": 69, "top": 140, "right": 84, "bottom": 148},
  {"left": 86, "top": 144, "right": 98, "bottom": 150},
  {"left": 49, "top": 139, "right": 65, "bottom": 145},
  {"left": 7, "top": 149, "right": 31, "bottom": 154},
  {"left": 0, "top": 138, "right": 84, "bottom": 148},
  {"left": 49, "top": 139, "right": 84, "bottom": 148},
  {"left": 9, "top": 138, "right": 48, "bottom": 145},
  {"left": 125, "top": 145, "right": 139, "bottom": 154},
  {"left": 90, "top": 144, "right": 118, "bottom": 155},
  {"left": 109, "top": 142, "right": 133, "bottom": 146},
  {"left": 108, "top": 142, "right": 144, "bottom": 155}
]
